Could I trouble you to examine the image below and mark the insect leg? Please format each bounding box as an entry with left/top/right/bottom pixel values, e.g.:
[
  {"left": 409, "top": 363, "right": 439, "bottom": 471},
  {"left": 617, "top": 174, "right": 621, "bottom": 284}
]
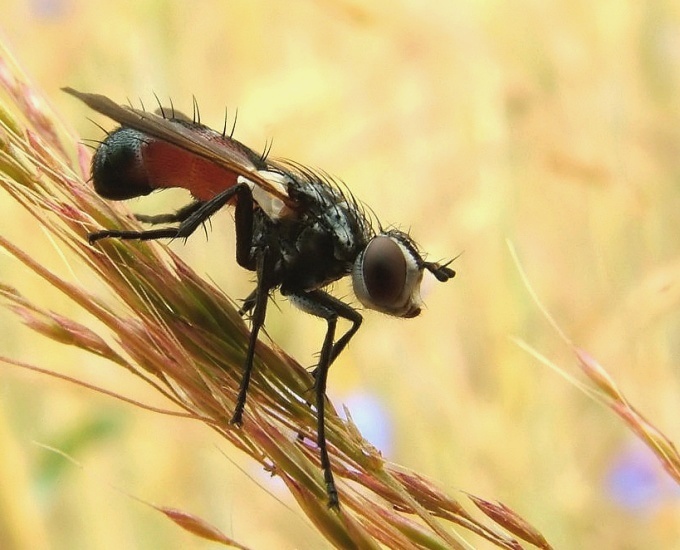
[
  {"left": 232, "top": 186, "right": 257, "bottom": 316},
  {"left": 286, "top": 290, "right": 363, "bottom": 508},
  {"left": 230, "top": 248, "right": 275, "bottom": 426},
  {"left": 228, "top": 186, "right": 272, "bottom": 423},
  {"left": 232, "top": 178, "right": 255, "bottom": 271},
  {"left": 134, "top": 200, "right": 205, "bottom": 225},
  {"left": 88, "top": 182, "right": 250, "bottom": 244},
  {"left": 237, "top": 289, "right": 257, "bottom": 317}
]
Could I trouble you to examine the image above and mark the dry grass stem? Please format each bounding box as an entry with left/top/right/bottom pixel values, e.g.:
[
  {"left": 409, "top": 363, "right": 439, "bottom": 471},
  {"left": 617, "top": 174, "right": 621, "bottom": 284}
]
[{"left": 510, "top": 242, "right": 680, "bottom": 494}]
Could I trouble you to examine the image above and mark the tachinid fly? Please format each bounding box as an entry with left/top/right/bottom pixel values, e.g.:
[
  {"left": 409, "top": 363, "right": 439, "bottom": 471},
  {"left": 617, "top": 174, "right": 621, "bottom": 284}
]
[{"left": 63, "top": 87, "right": 455, "bottom": 508}]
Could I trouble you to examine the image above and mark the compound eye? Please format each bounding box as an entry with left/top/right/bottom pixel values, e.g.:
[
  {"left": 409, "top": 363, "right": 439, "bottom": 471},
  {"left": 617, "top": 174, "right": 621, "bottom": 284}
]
[{"left": 361, "top": 236, "right": 407, "bottom": 308}]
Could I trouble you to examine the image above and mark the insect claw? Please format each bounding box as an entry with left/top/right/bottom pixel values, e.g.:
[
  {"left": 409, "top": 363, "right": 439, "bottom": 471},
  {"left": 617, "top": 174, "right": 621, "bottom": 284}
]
[
  {"left": 327, "top": 490, "right": 340, "bottom": 509},
  {"left": 230, "top": 407, "right": 244, "bottom": 427},
  {"left": 88, "top": 231, "right": 107, "bottom": 244}
]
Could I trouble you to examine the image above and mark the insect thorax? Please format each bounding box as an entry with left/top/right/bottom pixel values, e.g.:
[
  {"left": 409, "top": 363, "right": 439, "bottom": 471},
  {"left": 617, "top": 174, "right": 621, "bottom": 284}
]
[{"left": 254, "top": 173, "right": 372, "bottom": 294}]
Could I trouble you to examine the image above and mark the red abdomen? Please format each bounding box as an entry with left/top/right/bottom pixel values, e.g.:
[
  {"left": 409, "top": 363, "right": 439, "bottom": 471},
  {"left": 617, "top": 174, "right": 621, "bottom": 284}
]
[
  {"left": 92, "top": 126, "right": 244, "bottom": 201},
  {"left": 142, "top": 138, "right": 240, "bottom": 200}
]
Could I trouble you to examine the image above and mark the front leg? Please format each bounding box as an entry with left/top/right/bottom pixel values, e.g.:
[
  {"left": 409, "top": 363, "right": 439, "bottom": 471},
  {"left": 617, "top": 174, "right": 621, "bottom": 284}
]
[
  {"left": 286, "top": 290, "right": 363, "bottom": 508},
  {"left": 230, "top": 247, "right": 276, "bottom": 426}
]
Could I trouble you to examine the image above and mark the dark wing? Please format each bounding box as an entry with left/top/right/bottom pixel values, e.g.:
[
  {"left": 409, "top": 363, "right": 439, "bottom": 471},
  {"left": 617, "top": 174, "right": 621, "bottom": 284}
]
[{"left": 63, "top": 87, "right": 298, "bottom": 210}]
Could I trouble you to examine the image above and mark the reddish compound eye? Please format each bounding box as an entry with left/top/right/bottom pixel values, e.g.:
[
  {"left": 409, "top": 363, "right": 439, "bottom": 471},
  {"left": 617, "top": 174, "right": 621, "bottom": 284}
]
[
  {"left": 352, "top": 233, "right": 426, "bottom": 318},
  {"left": 361, "top": 236, "right": 407, "bottom": 308}
]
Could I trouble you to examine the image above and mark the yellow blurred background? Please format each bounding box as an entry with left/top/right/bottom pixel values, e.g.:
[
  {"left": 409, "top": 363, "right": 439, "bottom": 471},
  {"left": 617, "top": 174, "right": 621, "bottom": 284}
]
[{"left": 1, "top": 0, "right": 679, "bottom": 548}]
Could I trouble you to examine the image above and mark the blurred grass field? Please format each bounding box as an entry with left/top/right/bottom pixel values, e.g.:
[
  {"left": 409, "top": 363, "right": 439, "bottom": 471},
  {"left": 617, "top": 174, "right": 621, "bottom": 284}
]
[{"left": 1, "top": 0, "right": 679, "bottom": 548}]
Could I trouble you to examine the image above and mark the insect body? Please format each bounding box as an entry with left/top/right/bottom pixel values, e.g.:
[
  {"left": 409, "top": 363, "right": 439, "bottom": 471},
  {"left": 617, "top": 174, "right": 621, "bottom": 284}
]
[{"left": 64, "top": 88, "right": 455, "bottom": 507}]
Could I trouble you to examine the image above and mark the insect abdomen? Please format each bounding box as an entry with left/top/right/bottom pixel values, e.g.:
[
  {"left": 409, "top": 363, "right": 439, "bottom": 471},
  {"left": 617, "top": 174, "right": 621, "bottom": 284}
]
[
  {"left": 92, "top": 126, "right": 242, "bottom": 201},
  {"left": 92, "top": 127, "right": 154, "bottom": 200}
]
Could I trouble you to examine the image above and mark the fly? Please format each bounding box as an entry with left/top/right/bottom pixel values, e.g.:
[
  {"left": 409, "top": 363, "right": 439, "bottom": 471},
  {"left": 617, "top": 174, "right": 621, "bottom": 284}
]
[{"left": 63, "top": 87, "right": 456, "bottom": 508}]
